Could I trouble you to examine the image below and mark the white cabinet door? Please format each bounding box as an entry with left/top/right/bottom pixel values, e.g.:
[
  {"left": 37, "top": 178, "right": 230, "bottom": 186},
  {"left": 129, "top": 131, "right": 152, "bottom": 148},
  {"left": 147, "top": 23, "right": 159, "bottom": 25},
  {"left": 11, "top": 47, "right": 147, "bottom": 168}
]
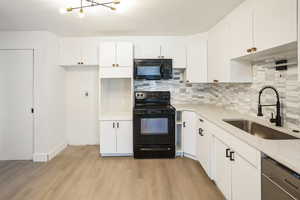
[
  {"left": 207, "top": 20, "right": 231, "bottom": 83},
  {"left": 161, "top": 43, "right": 187, "bottom": 68},
  {"left": 116, "top": 121, "right": 133, "bottom": 154},
  {"left": 214, "top": 138, "right": 231, "bottom": 200},
  {"left": 100, "top": 121, "right": 116, "bottom": 154},
  {"left": 228, "top": 0, "right": 254, "bottom": 59},
  {"left": 116, "top": 42, "right": 133, "bottom": 67},
  {"left": 231, "top": 152, "right": 261, "bottom": 200},
  {"left": 99, "top": 42, "right": 116, "bottom": 67},
  {"left": 197, "top": 128, "right": 211, "bottom": 177},
  {"left": 81, "top": 38, "right": 98, "bottom": 65},
  {"left": 298, "top": 0, "right": 300, "bottom": 82},
  {"left": 186, "top": 35, "right": 208, "bottom": 83},
  {"left": 253, "top": 0, "right": 297, "bottom": 52},
  {"left": 182, "top": 111, "right": 197, "bottom": 158},
  {"left": 134, "top": 42, "right": 161, "bottom": 59},
  {"left": 60, "top": 38, "right": 81, "bottom": 66}
]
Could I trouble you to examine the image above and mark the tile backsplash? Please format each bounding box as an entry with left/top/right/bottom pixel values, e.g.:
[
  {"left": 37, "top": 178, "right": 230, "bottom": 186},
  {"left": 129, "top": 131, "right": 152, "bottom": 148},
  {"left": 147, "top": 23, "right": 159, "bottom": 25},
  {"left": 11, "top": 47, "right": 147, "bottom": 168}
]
[{"left": 134, "top": 64, "right": 300, "bottom": 131}]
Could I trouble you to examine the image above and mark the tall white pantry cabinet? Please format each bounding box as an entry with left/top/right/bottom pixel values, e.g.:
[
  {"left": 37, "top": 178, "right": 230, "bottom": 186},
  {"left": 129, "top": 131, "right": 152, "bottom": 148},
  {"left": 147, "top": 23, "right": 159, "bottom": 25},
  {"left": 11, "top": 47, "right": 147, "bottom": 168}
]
[{"left": 99, "top": 42, "right": 134, "bottom": 156}]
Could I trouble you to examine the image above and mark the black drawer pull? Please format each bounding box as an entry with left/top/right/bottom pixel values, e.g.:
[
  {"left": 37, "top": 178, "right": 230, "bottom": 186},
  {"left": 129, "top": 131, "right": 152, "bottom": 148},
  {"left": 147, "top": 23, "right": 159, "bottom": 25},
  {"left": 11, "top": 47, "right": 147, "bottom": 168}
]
[
  {"left": 230, "top": 151, "right": 235, "bottom": 161},
  {"left": 226, "top": 148, "right": 230, "bottom": 158},
  {"left": 199, "top": 128, "right": 204, "bottom": 136}
]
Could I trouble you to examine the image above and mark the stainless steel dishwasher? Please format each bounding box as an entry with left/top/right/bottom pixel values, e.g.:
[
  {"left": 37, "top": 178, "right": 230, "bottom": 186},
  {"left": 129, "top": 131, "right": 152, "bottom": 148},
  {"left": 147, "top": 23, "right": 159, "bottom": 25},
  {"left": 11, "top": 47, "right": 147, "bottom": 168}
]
[{"left": 262, "top": 156, "right": 300, "bottom": 200}]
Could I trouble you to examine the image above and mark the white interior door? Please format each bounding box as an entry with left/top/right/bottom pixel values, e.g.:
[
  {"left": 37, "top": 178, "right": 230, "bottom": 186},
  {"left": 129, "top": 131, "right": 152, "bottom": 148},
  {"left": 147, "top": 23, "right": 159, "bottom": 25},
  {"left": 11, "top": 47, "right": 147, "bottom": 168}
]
[
  {"left": 0, "top": 50, "right": 34, "bottom": 160},
  {"left": 65, "top": 67, "right": 99, "bottom": 145}
]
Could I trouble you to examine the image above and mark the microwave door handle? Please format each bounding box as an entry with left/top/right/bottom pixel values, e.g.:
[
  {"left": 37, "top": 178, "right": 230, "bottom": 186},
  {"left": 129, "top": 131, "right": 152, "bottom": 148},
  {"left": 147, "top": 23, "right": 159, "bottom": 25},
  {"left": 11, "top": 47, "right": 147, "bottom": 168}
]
[{"left": 160, "top": 64, "right": 164, "bottom": 78}]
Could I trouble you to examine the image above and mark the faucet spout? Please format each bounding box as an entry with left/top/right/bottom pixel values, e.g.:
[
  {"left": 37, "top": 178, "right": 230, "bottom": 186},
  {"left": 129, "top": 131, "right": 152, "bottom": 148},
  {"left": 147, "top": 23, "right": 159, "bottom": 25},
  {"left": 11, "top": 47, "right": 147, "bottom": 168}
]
[{"left": 257, "top": 86, "right": 282, "bottom": 127}]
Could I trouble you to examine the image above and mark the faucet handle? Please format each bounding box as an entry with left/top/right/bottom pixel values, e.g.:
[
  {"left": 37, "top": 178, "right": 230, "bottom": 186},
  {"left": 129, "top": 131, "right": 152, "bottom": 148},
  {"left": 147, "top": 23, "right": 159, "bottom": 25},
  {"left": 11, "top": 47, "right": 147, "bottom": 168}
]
[{"left": 270, "top": 112, "right": 276, "bottom": 123}]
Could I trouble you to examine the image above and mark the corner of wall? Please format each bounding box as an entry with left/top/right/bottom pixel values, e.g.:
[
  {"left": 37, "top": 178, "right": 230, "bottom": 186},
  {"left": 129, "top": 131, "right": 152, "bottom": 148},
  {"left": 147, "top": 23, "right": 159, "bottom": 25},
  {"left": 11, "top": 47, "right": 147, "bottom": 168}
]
[{"left": 33, "top": 143, "right": 68, "bottom": 162}]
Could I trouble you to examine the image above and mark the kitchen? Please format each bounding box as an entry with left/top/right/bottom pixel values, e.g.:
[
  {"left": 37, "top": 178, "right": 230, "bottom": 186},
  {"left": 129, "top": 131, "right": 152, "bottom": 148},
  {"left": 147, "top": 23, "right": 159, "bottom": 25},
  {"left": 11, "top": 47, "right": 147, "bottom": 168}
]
[{"left": 0, "top": 0, "right": 300, "bottom": 199}]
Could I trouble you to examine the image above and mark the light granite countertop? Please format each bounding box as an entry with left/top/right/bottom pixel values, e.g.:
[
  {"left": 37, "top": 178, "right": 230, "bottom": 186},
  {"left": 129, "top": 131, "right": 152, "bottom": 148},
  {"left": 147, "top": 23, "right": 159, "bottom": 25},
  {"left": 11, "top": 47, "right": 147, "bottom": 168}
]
[{"left": 174, "top": 104, "right": 300, "bottom": 174}]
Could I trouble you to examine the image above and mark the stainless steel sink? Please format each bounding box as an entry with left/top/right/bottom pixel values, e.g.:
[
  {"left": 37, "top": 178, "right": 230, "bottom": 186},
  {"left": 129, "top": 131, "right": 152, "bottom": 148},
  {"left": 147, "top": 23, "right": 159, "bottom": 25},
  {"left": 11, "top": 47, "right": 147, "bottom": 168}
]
[{"left": 223, "top": 119, "right": 298, "bottom": 140}]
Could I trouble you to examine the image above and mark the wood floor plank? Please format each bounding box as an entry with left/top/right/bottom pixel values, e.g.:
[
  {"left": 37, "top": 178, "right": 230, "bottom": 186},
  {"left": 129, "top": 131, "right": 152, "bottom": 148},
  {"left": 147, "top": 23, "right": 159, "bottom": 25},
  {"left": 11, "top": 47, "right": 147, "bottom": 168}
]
[{"left": 0, "top": 146, "right": 224, "bottom": 200}]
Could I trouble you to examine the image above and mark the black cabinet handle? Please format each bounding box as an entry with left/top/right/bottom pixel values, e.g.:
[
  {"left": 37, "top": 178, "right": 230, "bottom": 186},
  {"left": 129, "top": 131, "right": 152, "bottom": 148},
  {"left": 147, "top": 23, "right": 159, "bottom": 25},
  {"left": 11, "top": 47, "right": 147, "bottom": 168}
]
[
  {"left": 198, "top": 128, "right": 204, "bottom": 136},
  {"left": 226, "top": 148, "right": 230, "bottom": 158},
  {"left": 77, "top": 62, "right": 81, "bottom": 65},
  {"left": 183, "top": 122, "right": 186, "bottom": 127},
  {"left": 117, "top": 122, "right": 119, "bottom": 128},
  {"left": 199, "top": 118, "right": 204, "bottom": 122},
  {"left": 230, "top": 151, "right": 235, "bottom": 161},
  {"left": 113, "top": 122, "right": 115, "bottom": 128}
]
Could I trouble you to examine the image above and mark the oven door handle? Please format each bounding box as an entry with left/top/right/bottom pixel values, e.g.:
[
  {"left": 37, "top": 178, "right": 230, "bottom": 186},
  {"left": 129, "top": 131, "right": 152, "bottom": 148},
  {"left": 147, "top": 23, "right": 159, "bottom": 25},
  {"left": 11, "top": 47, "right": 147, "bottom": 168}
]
[{"left": 140, "top": 147, "right": 171, "bottom": 151}]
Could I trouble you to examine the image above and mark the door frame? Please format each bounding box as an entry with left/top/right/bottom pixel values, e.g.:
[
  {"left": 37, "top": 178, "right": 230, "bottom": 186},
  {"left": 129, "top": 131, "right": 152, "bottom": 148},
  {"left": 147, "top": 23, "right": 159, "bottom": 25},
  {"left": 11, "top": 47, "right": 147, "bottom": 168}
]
[{"left": 0, "top": 48, "right": 36, "bottom": 160}]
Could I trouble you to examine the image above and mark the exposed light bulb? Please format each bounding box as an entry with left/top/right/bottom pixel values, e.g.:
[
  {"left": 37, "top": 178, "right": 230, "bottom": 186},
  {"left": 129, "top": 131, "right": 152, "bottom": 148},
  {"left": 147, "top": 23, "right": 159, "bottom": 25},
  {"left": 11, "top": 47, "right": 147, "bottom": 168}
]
[
  {"left": 59, "top": 8, "right": 68, "bottom": 14},
  {"left": 78, "top": 8, "right": 85, "bottom": 18},
  {"left": 113, "top": 0, "right": 121, "bottom": 4},
  {"left": 110, "top": 7, "right": 117, "bottom": 11}
]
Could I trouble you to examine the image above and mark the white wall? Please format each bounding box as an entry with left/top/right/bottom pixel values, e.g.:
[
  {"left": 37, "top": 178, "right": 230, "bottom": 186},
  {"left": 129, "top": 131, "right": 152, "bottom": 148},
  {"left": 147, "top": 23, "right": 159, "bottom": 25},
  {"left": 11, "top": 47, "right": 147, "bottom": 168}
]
[
  {"left": 0, "top": 31, "right": 66, "bottom": 161},
  {"left": 65, "top": 66, "right": 99, "bottom": 145}
]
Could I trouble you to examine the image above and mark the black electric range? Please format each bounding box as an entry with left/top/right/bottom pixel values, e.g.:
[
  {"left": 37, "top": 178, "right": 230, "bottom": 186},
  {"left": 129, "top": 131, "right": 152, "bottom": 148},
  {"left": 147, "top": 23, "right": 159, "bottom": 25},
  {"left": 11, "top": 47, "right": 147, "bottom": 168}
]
[{"left": 133, "top": 91, "right": 176, "bottom": 159}]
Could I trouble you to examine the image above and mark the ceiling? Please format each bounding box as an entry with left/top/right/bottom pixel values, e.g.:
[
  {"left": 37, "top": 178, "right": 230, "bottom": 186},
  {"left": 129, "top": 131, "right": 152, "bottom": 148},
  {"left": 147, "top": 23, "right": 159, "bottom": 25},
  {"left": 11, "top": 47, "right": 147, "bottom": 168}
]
[{"left": 0, "top": 0, "right": 245, "bottom": 36}]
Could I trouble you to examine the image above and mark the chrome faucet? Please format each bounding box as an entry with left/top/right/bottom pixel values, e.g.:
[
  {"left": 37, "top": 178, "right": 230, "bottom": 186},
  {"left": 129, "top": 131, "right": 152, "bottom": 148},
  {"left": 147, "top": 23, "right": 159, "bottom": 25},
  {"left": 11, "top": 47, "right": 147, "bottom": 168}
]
[{"left": 257, "top": 86, "right": 282, "bottom": 127}]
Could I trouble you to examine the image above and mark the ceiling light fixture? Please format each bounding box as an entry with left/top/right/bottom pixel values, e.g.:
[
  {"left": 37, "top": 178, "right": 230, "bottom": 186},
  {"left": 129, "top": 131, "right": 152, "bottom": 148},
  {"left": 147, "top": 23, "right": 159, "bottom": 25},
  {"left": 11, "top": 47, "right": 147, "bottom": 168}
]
[{"left": 62, "top": 0, "right": 120, "bottom": 17}]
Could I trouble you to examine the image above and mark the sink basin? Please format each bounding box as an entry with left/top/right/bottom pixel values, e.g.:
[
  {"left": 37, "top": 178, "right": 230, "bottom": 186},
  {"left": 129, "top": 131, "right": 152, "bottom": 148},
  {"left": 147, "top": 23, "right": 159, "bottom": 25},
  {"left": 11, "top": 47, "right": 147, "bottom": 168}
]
[{"left": 223, "top": 119, "right": 298, "bottom": 140}]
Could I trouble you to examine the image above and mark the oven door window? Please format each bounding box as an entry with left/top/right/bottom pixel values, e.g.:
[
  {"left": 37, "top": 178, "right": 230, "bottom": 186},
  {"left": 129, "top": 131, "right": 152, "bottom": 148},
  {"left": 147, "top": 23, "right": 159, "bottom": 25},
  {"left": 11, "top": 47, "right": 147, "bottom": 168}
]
[
  {"left": 141, "top": 118, "right": 168, "bottom": 135},
  {"left": 136, "top": 66, "right": 161, "bottom": 77}
]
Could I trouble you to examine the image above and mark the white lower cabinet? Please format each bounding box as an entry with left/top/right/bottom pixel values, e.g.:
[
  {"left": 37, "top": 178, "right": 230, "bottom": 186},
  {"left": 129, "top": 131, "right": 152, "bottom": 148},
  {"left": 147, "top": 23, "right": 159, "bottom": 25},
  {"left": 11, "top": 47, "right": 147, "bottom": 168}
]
[
  {"left": 213, "top": 136, "right": 261, "bottom": 200},
  {"left": 231, "top": 152, "right": 261, "bottom": 200},
  {"left": 182, "top": 111, "right": 197, "bottom": 158},
  {"left": 100, "top": 120, "right": 133, "bottom": 155},
  {"left": 214, "top": 138, "right": 232, "bottom": 199},
  {"left": 116, "top": 121, "right": 133, "bottom": 154},
  {"left": 196, "top": 122, "right": 211, "bottom": 177}
]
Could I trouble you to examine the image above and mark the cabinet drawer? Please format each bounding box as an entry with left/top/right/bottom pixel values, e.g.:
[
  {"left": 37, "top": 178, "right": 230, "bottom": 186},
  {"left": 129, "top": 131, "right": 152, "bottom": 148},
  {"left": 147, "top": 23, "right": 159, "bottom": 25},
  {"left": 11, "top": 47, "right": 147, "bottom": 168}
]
[
  {"left": 99, "top": 67, "right": 132, "bottom": 78},
  {"left": 205, "top": 119, "right": 260, "bottom": 168}
]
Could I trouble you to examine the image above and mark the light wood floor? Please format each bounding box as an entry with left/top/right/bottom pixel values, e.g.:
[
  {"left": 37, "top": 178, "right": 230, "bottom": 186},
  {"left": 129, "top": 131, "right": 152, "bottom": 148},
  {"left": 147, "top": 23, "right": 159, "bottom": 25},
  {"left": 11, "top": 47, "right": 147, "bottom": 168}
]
[{"left": 0, "top": 146, "right": 224, "bottom": 200}]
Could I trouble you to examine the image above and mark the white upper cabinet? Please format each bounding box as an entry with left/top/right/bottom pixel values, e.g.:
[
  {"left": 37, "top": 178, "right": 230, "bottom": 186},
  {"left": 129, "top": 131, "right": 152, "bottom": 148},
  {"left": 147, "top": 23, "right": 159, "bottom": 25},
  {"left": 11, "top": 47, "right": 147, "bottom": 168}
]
[
  {"left": 253, "top": 0, "right": 297, "bottom": 52},
  {"left": 99, "top": 42, "right": 116, "bottom": 67},
  {"left": 161, "top": 42, "right": 187, "bottom": 68},
  {"left": 228, "top": 0, "right": 254, "bottom": 59},
  {"left": 99, "top": 42, "right": 133, "bottom": 68},
  {"left": 80, "top": 38, "right": 99, "bottom": 65},
  {"left": 60, "top": 38, "right": 98, "bottom": 66},
  {"left": 134, "top": 39, "right": 187, "bottom": 68},
  {"left": 226, "top": 0, "right": 297, "bottom": 59},
  {"left": 186, "top": 34, "right": 208, "bottom": 83},
  {"left": 116, "top": 42, "right": 133, "bottom": 67},
  {"left": 208, "top": 20, "right": 231, "bottom": 83},
  {"left": 134, "top": 42, "right": 161, "bottom": 59}
]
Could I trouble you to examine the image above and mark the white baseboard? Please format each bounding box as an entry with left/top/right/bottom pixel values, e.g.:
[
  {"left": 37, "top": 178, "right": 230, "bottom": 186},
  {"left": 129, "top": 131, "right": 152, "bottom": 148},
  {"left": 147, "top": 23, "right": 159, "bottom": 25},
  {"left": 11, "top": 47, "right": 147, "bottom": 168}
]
[
  {"left": 183, "top": 152, "right": 197, "bottom": 160},
  {"left": 33, "top": 153, "right": 48, "bottom": 162},
  {"left": 33, "top": 143, "right": 67, "bottom": 162},
  {"left": 48, "top": 143, "right": 67, "bottom": 161}
]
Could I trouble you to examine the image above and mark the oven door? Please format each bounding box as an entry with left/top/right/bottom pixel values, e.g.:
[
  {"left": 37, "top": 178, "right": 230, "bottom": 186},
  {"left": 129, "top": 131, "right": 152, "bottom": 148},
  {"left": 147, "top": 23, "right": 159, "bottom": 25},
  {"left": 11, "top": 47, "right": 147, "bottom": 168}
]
[{"left": 134, "top": 112, "right": 175, "bottom": 145}]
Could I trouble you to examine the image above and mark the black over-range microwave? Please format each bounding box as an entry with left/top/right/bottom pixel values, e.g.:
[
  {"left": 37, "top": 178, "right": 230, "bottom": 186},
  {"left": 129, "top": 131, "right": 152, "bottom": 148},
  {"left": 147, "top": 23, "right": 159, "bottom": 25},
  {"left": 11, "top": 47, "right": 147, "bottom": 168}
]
[{"left": 134, "top": 59, "right": 173, "bottom": 80}]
